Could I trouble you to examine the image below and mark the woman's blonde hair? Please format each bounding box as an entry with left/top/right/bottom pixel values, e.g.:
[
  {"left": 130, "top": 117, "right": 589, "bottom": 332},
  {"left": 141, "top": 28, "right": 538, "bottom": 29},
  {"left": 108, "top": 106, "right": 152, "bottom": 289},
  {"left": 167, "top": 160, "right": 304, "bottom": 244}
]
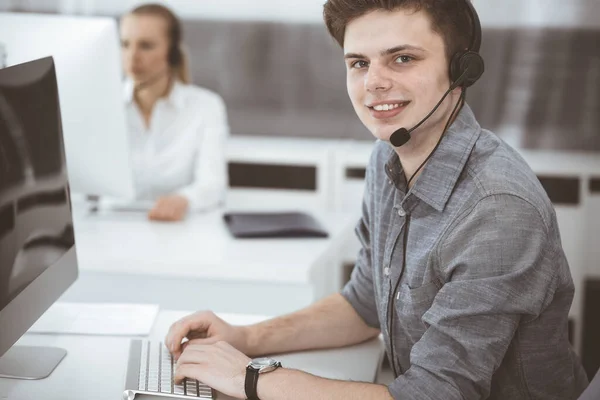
[{"left": 129, "top": 3, "right": 191, "bottom": 84}]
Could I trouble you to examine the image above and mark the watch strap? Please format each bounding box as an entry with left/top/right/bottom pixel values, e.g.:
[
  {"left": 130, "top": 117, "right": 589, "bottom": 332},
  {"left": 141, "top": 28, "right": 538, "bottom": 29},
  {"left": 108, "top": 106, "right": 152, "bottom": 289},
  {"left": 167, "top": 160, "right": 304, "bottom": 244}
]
[{"left": 245, "top": 365, "right": 260, "bottom": 400}]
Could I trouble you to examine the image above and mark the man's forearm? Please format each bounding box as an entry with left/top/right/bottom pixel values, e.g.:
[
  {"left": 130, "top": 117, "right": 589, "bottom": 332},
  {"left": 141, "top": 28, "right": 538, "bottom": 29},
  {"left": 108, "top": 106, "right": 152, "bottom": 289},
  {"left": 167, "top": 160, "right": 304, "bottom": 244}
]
[
  {"left": 244, "top": 293, "right": 380, "bottom": 356},
  {"left": 257, "top": 368, "right": 393, "bottom": 400}
]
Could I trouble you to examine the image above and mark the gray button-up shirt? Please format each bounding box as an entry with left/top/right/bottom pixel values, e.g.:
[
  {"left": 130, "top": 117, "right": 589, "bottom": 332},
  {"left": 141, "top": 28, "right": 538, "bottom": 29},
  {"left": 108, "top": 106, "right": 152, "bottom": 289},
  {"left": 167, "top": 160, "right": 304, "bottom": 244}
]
[{"left": 341, "top": 104, "right": 589, "bottom": 399}]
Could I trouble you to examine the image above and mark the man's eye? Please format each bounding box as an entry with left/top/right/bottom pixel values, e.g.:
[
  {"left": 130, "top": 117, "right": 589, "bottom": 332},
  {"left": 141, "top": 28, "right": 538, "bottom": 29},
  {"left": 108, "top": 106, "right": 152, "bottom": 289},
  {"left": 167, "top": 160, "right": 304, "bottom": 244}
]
[
  {"left": 395, "top": 55, "right": 414, "bottom": 64},
  {"left": 351, "top": 60, "right": 369, "bottom": 69}
]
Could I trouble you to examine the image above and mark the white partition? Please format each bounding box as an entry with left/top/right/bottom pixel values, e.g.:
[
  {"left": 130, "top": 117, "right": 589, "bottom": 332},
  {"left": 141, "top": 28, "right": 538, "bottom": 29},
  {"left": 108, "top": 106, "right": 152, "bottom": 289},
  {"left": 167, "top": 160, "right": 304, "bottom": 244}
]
[
  {"left": 329, "top": 140, "right": 374, "bottom": 284},
  {"left": 225, "top": 135, "right": 338, "bottom": 211},
  {"left": 331, "top": 140, "right": 375, "bottom": 213},
  {"left": 586, "top": 191, "right": 600, "bottom": 279}
]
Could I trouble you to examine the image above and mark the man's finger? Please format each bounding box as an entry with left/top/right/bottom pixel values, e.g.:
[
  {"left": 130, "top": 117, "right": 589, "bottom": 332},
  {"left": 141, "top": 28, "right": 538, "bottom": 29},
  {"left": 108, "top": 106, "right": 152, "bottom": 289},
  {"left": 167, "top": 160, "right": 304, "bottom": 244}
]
[
  {"left": 165, "top": 313, "right": 213, "bottom": 355},
  {"left": 176, "top": 339, "right": 211, "bottom": 360},
  {"left": 187, "top": 330, "right": 208, "bottom": 340},
  {"left": 175, "top": 346, "right": 208, "bottom": 368},
  {"left": 186, "top": 337, "right": 220, "bottom": 347},
  {"left": 173, "top": 364, "right": 198, "bottom": 384}
]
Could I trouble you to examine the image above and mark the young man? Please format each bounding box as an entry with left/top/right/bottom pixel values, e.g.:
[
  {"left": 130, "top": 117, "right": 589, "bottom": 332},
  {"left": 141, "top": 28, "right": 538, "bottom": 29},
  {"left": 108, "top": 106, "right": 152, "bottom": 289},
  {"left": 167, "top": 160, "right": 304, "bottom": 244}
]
[{"left": 165, "top": 1, "right": 589, "bottom": 399}]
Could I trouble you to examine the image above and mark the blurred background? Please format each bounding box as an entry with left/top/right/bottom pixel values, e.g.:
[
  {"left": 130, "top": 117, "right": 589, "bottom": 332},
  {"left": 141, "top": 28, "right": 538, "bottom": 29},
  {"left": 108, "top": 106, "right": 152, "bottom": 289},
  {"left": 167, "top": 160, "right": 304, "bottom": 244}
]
[{"left": 1, "top": 0, "right": 599, "bottom": 150}]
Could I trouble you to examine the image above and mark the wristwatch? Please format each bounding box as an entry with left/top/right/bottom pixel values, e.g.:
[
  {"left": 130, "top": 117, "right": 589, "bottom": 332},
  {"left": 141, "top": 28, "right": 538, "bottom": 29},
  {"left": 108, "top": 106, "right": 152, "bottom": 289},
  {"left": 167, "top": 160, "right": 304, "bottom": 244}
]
[{"left": 245, "top": 357, "right": 282, "bottom": 400}]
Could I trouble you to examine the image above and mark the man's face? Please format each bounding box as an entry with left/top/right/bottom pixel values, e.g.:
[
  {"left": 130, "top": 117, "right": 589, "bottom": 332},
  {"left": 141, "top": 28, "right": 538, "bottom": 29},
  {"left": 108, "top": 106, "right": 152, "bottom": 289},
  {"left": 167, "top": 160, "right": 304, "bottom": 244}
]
[{"left": 344, "top": 8, "right": 456, "bottom": 143}]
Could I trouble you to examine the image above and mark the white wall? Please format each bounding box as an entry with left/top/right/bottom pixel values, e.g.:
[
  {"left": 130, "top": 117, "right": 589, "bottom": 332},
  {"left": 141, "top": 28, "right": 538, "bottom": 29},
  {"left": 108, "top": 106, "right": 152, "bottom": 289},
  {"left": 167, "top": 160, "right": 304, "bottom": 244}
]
[
  {"left": 473, "top": 0, "right": 600, "bottom": 28},
  {"left": 53, "top": 0, "right": 600, "bottom": 28},
  {"left": 60, "top": 0, "right": 329, "bottom": 22},
  {"left": 3, "top": 0, "right": 598, "bottom": 28},
  {"left": 1, "top": 0, "right": 59, "bottom": 13}
]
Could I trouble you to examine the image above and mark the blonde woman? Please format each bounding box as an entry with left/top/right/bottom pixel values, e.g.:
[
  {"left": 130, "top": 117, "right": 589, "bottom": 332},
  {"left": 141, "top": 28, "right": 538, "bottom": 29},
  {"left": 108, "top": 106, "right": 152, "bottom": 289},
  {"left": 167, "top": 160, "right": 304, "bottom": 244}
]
[{"left": 119, "top": 4, "right": 229, "bottom": 221}]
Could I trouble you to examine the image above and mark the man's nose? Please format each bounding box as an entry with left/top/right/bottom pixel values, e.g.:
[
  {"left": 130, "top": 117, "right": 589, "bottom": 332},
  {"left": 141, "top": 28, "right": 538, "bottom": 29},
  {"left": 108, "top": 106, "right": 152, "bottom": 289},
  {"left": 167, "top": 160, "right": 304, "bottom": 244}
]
[{"left": 364, "top": 64, "right": 393, "bottom": 92}]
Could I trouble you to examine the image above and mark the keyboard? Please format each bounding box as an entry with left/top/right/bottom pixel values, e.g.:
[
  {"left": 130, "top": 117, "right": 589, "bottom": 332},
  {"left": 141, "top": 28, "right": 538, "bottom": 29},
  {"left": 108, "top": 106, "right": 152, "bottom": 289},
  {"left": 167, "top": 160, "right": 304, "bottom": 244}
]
[{"left": 123, "top": 339, "right": 214, "bottom": 400}]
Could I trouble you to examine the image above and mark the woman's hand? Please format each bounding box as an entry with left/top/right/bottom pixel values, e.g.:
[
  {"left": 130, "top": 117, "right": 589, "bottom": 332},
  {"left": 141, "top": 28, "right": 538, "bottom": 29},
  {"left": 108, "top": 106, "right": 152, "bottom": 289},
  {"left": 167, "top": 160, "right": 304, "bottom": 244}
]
[{"left": 148, "top": 195, "right": 189, "bottom": 221}]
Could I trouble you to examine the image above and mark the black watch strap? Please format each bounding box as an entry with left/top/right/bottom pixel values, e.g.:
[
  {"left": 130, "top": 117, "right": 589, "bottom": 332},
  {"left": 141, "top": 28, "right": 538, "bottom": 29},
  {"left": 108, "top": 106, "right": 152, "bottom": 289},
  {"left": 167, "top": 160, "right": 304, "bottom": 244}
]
[{"left": 245, "top": 365, "right": 260, "bottom": 400}]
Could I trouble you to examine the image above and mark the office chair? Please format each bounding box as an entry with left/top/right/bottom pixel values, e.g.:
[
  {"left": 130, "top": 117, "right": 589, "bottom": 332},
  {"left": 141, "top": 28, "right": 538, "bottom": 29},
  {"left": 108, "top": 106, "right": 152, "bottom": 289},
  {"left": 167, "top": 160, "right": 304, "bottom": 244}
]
[{"left": 578, "top": 368, "right": 600, "bottom": 400}]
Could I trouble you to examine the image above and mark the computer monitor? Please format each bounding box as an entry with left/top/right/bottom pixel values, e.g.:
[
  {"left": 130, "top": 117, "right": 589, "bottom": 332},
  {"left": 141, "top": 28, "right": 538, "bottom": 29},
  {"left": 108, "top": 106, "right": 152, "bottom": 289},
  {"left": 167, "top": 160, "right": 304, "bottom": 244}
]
[
  {"left": 0, "top": 12, "right": 135, "bottom": 199},
  {"left": 0, "top": 57, "right": 78, "bottom": 380}
]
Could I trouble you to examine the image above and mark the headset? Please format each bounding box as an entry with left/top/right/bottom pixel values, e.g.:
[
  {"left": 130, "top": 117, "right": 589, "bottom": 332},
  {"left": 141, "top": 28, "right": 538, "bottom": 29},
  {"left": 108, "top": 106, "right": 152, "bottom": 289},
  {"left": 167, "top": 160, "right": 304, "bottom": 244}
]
[
  {"left": 386, "top": 0, "right": 484, "bottom": 378},
  {"left": 389, "top": 0, "right": 484, "bottom": 147},
  {"left": 167, "top": 21, "right": 183, "bottom": 68},
  {"left": 449, "top": 0, "right": 484, "bottom": 88}
]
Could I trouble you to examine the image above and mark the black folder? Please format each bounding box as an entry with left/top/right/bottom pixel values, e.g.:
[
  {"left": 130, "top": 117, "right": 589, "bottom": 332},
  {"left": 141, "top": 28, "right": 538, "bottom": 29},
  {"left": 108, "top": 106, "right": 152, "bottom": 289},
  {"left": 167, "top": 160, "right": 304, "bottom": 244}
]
[{"left": 223, "top": 211, "right": 329, "bottom": 238}]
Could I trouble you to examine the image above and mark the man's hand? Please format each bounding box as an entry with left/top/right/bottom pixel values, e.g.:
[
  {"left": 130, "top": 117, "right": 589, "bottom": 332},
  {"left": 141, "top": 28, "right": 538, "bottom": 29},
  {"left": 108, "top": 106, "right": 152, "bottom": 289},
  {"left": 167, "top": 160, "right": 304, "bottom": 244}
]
[
  {"left": 148, "top": 195, "right": 189, "bottom": 221},
  {"left": 165, "top": 311, "right": 251, "bottom": 361},
  {"left": 174, "top": 341, "right": 250, "bottom": 399}
]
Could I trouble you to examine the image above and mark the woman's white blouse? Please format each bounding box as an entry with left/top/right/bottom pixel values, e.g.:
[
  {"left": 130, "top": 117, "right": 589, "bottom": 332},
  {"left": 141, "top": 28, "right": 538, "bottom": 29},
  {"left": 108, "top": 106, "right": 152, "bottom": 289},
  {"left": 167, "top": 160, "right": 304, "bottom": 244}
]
[{"left": 123, "top": 79, "right": 229, "bottom": 211}]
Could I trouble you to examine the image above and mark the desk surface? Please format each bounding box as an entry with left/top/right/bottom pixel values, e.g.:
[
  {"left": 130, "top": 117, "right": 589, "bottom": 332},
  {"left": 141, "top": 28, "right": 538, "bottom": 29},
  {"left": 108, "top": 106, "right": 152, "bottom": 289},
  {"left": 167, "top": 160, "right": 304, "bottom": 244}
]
[
  {"left": 72, "top": 207, "right": 357, "bottom": 284},
  {"left": 0, "top": 310, "right": 384, "bottom": 400}
]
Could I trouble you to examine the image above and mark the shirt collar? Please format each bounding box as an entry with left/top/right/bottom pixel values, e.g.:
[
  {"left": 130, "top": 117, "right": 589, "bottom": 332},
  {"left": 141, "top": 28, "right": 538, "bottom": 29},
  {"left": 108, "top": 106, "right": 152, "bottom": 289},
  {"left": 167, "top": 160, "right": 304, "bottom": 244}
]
[
  {"left": 123, "top": 78, "right": 186, "bottom": 110},
  {"left": 384, "top": 103, "right": 481, "bottom": 212},
  {"left": 123, "top": 78, "right": 135, "bottom": 104}
]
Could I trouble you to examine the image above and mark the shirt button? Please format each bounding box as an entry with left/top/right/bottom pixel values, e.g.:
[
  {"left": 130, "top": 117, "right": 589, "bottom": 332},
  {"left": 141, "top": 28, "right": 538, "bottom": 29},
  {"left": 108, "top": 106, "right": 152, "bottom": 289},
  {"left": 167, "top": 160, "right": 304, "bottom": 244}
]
[
  {"left": 397, "top": 207, "right": 406, "bottom": 217},
  {"left": 384, "top": 267, "right": 390, "bottom": 276},
  {"left": 388, "top": 180, "right": 392, "bottom": 185}
]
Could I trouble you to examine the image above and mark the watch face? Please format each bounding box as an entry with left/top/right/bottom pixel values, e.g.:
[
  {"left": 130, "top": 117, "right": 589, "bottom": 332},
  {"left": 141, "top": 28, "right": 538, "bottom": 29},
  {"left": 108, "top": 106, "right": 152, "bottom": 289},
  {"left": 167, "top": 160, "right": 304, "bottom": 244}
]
[
  {"left": 250, "top": 357, "right": 281, "bottom": 373},
  {"left": 252, "top": 357, "right": 276, "bottom": 367}
]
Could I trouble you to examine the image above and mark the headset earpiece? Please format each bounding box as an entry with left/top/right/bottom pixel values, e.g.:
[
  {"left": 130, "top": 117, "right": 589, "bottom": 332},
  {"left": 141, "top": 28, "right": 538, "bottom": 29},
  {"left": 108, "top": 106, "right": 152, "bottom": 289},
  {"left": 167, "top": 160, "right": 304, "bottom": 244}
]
[
  {"left": 449, "top": 0, "right": 485, "bottom": 88},
  {"left": 167, "top": 18, "right": 182, "bottom": 67},
  {"left": 168, "top": 43, "right": 181, "bottom": 67},
  {"left": 450, "top": 50, "right": 484, "bottom": 88}
]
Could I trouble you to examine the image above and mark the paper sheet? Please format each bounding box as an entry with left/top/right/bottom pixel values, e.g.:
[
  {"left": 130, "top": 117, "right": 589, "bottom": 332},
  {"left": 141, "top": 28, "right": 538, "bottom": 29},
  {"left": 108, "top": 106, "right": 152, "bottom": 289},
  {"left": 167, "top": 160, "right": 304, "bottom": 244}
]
[{"left": 28, "top": 302, "right": 159, "bottom": 336}]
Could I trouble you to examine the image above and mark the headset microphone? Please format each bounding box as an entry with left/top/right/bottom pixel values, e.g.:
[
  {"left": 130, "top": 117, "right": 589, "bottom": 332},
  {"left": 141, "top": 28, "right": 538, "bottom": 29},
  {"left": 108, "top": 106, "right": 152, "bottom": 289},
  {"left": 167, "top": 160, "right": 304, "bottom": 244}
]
[{"left": 389, "top": 69, "right": 468, "bottom": 147}]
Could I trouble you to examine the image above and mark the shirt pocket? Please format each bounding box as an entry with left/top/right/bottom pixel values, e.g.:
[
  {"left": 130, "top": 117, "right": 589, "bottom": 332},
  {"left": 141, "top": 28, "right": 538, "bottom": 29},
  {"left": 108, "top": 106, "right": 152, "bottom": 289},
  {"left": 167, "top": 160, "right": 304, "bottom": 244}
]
[{"left": 396, "top": 280, "right": 441, "bottom": 335}]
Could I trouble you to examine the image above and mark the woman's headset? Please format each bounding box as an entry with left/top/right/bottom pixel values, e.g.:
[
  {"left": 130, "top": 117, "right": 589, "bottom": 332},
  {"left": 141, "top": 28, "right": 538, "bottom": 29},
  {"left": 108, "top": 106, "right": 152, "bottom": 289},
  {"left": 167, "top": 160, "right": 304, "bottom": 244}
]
[{"left": 167, "top": 21, "right": 183, "bottom": 67}]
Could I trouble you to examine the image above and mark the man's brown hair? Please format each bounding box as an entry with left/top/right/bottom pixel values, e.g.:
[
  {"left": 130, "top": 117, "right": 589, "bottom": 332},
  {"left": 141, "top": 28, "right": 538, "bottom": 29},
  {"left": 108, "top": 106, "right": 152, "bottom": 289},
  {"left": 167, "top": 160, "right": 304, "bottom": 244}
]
[{"left": 323, "top": 0, "right": 474, "bottom": 62}]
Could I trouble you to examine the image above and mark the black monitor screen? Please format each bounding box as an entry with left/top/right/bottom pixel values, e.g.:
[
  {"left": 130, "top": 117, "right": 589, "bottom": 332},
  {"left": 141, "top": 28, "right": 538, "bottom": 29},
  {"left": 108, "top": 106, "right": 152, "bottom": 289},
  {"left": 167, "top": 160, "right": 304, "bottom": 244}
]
[{"left": 0, "top": 57, "right": 74, "bottom": 311}]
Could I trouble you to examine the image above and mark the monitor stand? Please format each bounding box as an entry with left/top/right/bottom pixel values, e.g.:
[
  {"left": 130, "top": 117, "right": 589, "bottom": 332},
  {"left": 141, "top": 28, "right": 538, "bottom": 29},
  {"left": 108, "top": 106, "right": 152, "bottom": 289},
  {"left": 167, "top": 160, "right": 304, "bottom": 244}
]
[
  {"left": 85, "top": 194, "right": 101, "bottom": 213},
  {"left": 0, "top": 346, "right": 66, "bottom": 380}
]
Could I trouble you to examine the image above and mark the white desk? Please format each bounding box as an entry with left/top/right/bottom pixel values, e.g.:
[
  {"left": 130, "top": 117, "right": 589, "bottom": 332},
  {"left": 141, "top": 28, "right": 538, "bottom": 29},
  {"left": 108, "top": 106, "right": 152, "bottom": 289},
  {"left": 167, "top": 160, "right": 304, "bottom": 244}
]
[
  {"left": 0, "top": 310, "right": 384, "bottom": 400},
  {"left": 62, "top": 206, "right": 358, "bottom": 315}
]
